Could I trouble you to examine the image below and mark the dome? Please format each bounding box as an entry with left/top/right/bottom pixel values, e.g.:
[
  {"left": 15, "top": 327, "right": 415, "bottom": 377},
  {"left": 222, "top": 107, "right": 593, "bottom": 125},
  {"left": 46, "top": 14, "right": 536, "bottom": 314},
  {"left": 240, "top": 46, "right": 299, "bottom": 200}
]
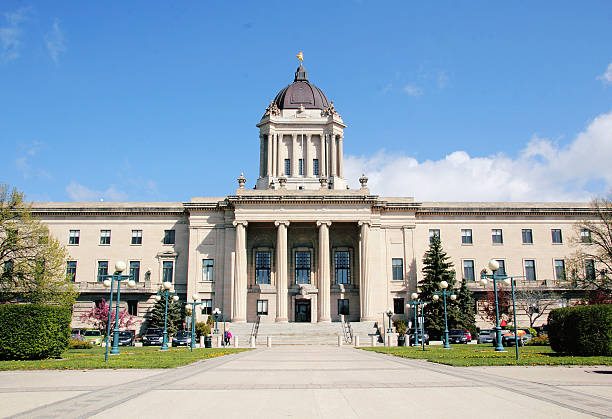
[{"left": 272, "top": 64, "right": 330, "bottom": 110}]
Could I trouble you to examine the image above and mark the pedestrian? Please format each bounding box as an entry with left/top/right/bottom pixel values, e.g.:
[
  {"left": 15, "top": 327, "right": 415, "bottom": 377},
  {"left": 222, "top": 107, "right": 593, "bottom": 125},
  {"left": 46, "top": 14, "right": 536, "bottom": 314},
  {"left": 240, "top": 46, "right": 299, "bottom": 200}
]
[{"left": 224, "top": 330, "right": 232, "bottom": 346}]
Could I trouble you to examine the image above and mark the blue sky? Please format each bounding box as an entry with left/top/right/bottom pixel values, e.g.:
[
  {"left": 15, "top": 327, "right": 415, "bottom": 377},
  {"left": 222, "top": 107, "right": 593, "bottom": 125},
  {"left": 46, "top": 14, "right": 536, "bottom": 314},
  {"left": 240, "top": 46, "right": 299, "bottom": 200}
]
[{"left": 1, "top": 1, "right": 611, "bottom": 202}]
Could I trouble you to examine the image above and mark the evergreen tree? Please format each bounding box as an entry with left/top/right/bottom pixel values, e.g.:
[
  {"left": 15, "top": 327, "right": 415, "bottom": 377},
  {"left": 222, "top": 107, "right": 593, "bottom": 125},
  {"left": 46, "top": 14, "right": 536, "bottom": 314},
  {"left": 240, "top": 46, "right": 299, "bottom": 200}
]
[
  {"left": 148, "top": 297, "right": 184, "bottom": 335},
  {"left": 454, "top": 278, "right": 477, "bottom": 337}
]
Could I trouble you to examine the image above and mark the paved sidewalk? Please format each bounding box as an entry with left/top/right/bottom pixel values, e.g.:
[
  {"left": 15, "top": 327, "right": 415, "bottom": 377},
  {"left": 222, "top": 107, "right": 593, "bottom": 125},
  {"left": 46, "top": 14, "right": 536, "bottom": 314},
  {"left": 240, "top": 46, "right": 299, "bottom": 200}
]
[{"left": 1, "top": 346, "right": 611, "bottom": 418}]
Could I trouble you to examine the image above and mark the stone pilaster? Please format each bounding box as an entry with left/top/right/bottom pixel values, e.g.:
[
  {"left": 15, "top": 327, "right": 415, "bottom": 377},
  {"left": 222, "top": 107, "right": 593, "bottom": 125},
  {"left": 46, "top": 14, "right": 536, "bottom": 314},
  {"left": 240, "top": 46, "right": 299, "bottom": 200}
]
[
  {"left": 338, "top": 135, "right": 343, "bottom": 178},
  {"left": 305, "top": 134, "right": 311, "bottom": 177},
  {"left": 232, "top": 220, "right": 248, "bottom": 322},
  {"left": 330, "top": 134, "right": 337, "bottom": 177},
  {"left": 266, "top": 134, "right": 272, "bottom": 177},
  {"left": 317, "top": 220, "right": 332, "bottom": 322},
  {"left": 275, "top": 220, "right": 290, "bottom": 322},
  {"left": 359, "top": 221, "right": 374, "bottom": 321},
  {"left": 321, "top": 135, "right": 327, "bottom": 177},
  {"left": 292, "top": 134, "right": 298, "bottom": 176}
]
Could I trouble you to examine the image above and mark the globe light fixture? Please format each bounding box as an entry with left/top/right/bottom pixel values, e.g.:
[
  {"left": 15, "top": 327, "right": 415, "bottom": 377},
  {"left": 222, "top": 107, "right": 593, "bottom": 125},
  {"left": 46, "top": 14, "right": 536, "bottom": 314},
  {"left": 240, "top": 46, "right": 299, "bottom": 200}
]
[
  {"left": 450, "top": 294, "right": 457, "bottom": 301},
  {"left": 163, "top": 281, "right": 172, "bottom": 290},
  {"left": 440, "top": 280, "right": 448, "bottom": 289},
  {"left": 114, "top": 260, "right": 127, "bottom": 273},
  {"left": 103, "top": 279, "right": 112, "bottom": 288},
  {"left": 127, "top": 280, "right": 136, "bottom": 288},
  {"left": 433, "top": 294, "right": 439, "bottom": 301},
  {"left": 411, "top": 292, "right": 418, "bottom": 300},
  {"left": 193, "top": 293, "right": 200, "bottom": 301},
  {"left": 155, "top": 295, "right": 162, "bottom": 302},
  {"left": 488, "top": 259, "right": 500, "bottom": 272}
]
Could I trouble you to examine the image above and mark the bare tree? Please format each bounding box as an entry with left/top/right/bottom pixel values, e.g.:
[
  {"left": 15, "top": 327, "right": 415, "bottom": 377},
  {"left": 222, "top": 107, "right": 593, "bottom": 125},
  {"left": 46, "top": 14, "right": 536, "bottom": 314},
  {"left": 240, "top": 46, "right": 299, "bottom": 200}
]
[{"left": 514, "top": 286, "right": 559, "bottom": 328}]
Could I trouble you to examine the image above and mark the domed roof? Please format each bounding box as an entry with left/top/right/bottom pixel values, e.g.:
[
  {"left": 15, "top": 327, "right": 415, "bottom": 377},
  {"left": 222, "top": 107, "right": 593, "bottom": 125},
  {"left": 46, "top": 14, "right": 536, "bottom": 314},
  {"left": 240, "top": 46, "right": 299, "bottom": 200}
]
[{"left": 272, "top": 64, "right": 330, "bottom": 110}]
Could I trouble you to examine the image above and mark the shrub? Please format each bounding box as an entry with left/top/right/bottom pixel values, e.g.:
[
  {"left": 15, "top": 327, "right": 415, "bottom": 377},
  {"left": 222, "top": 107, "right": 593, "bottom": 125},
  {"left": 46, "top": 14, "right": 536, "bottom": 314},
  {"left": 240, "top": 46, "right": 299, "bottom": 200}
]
[
  {"left": 393, "top": 319, "right": 407, "bottom": 336},
  {"left": 525, "top": 335, "right": 549, "bottom": 346},
  {"left": 548, "top": 304, "right": 612, "bottom": 356},
  {"left": 0, "top": 304, "right": 71, "bottom": 360},
  {"left": 195, "top": 322, "right": 211, "bottom": 338},
  {"left": 68, "top": 339, "right": 93, "bottom": 349},
  {"left": 526, "top": 327, "right": 537, "bottom": 337}
]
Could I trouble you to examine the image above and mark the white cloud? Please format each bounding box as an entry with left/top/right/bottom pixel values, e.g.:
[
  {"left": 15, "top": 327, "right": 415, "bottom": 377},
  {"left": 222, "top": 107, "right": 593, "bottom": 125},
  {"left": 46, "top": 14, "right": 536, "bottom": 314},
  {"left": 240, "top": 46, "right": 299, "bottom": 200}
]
[
  {"left": 15, "top": 140, "right": 50, "bottom": 179},
  {"left": 0, "top": 7, "right": 29, "bottom": 62},
  {"left": 44, "top": 18, "right": 66, "bottom": 64},
  {"left": 344, "top": 110, "right": 612, "bottom": 202},
  {"left": 403, "top": 84, "right": 422, "bottom": 97},
  {"left": 66, "top": 182, "right": 127, "bottom": 202},
  {"left": 597, "top": 62, "right": 612, "bottom": 85}
]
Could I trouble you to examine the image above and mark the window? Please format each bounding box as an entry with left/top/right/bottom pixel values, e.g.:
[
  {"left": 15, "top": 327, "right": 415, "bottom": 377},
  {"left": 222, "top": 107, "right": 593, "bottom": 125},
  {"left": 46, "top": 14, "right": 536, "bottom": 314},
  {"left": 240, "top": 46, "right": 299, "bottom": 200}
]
[
  {"left": 393, "top": 298, "right": 405, "bottom": 314},
  {"left": 201, "top": 299, "right": 212, "bottom": 315},
  {"left": 202, "top": 259, "right": 214, "bottom": 282},
  {"left": 163, "top": 230, "right": 175, "bottom": 245},
  {"left": 162, "top": 261, "right": 174, "bottom": 283},
  {"left": 554, "top": 260, "right": 566, "bottom": 281},
  {"left": 97, "top": 261, "right": 108, "bottom": 282},
  {"left": 522, "top": 229, "right": 533, "bottom": 244},
  {"left": 429, "top": 229, "right": 440, "bottom": 244},
  {"left": 127, "top": 300, "right": 138, "bottom": 316},
  {"left": 69, "top": 230, "right": 80, "bottom": 245},
  {"left": 284, "top": 159, "right": 291, "bottom": 176},
  {"left": 131, "top": 230, "right": 142, "bottom": 245},
  {"left": 313, "top": 159, "right": 320, "bottom": 176},
  {"left": 551, "top": 229, "right": 562, "bottom": 244},
  {"left": 492, "top": 229, "right": 503, "bottom": 244},
  {"left": 257, "top": 300, "right": 268, "bottom": 315},
  {"left": 525, "top": 260, "right": 536, "bottom": 281},
  {"left": 335, "top": 251, "right": 350, "bottom": 284},
  {"left": 255, "top": 252, "right": 271, "bottom": 284},
  {"left": 338, "top": 299, "right": 349, "bottom": 315},
  {"left": 299, "top": 159, "right": 304, "bottom": 175},
  {"left": 461, "top": 229, "right": 472, "bottom": 244},
  {"left": 129, "top": 261, "right": 140, "bottom": 282},
  {"left": 392, "top": 259, "right": 403, "bottom": 281},
  {"left": 66, "top": 261, "right": 77, "bottom": 282},
  {"left": 585, "top": 259, "right": 595, "bottom": 281},
  {"left": 496, "top": 260, "right": 506, "bottom": 276},
  {"left": 463, "top": 260, "right": 475, "bottom": 281},
  {"left": 295, "top": 251, "right": 311, "bottom": 284},
  {"left": 100, "top": 230, "right": 111, "bottom": 245},
  {"left": 581, "top": 229, "right": 591, "bottom": 243},
  {"left": 2, "top": 260, "right": 14, "bottom": 278}
]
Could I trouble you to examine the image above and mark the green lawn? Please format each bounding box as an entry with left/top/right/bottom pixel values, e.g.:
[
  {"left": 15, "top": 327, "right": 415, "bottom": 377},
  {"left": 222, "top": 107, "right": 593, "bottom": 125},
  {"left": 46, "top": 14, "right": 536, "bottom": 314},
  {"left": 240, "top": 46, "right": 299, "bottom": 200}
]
[
  {"left": 362, "top": 344, "right": 612, "bottom": 367},
  {"left": 0, "top": 346, "right": 250, "bottom": 370}
]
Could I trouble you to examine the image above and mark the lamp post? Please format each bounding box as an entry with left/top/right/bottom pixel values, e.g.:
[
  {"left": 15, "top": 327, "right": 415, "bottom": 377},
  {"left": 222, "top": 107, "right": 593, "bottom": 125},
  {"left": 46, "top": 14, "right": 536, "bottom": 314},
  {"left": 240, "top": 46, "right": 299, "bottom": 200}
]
[
  {"left": 212, "top": 308, "right": 221, "bottom": 334},
  {"left": 480, "top": 259, "right": 522, "bottom": 359},
  {"left": 155, "top": 282, "right": 179, "bottom": 351},
  {"left": 386, "top": 307, "right": 394, "bottom": 333},
  {"left": 101, "top": 261, "right": 136, "bottom": 362},
  {"left": 408, "top": 293, "right": 419, "bottom": 347},
  {"left": 185, "top": 294, "right": 207, "bottom": 352},
  {"left": 433, "top": 280, "right": 457, "bottom": 350}
]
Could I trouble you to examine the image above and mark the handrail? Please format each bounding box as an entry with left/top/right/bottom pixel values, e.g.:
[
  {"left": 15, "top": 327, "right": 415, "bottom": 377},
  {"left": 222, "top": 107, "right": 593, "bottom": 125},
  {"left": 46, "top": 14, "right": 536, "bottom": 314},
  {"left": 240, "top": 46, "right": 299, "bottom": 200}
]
[
  {"left": 341, "top": 318, "right": 353, "bottom": 344},
  {"left": 251, "top": 315, "right": 261, "bottom": 340}
]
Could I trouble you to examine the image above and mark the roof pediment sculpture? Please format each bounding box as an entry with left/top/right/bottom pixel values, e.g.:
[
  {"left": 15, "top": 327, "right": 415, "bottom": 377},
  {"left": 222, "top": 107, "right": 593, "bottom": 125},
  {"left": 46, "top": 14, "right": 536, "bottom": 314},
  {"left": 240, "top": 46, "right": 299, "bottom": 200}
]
[
  {"left": 264, "top": 100, "right": 281, "bottom": 117},
  {"left": 321, "top": 101, "right": 339, "bottom": 117}
]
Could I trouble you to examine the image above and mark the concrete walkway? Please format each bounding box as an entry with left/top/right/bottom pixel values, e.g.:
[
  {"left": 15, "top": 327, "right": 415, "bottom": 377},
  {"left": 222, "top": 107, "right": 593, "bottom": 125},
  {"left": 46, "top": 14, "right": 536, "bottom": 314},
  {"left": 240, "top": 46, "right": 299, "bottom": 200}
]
[{"left": 1, "top": 346, "right": 611, "bottom": 418}]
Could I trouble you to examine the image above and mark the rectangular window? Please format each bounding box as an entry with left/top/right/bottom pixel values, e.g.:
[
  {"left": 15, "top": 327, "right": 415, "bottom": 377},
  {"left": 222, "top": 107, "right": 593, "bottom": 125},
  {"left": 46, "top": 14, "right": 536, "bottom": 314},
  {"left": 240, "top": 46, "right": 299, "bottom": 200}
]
[
  {"left": 554, "top": 260, "right": 566, "bottom": 281},
  {"left": 338, "top": 299, "right": 349, "bottom": 315},
  {"left": 162, "top": 261, "right": 174, "bottom": 283},
  {"left": 202, "top": 259, "right": 214, "bottom": 282},
  {"left": 581, "top": 229, "right": 591, "bottom": 243},
  {"left": 463, "top": 260, "right": 475, "bottom": 281},
  {"left": 131, "top": 230, "right": 142, "bottom": 245},
  {"left": 461, "top": 229, "right": 472, "bottom": 244},
  {"left": 492, "top": 229, "right": 503, "bottom": 244},
  {"left": 299, "top": 159, "right": 304, "bottom": 175},
  {"left": 585, "top": 259, "right": 595, "bottom": 281},
  {"left": 66, "top": 261, "right": 77, "bottom": 282},
  {"left": 335, "top": 251, "right": 350, "bottom": 284},
  {"left": 429, "top": 229, "right": 440, "bottom": 244},
  {"left": 496, "top": 260, "right": 506, "bottom": 276},
  {"left": 100, "top": 230, "right": 111, "bottom": 245},
  {"left": 97, "top": 261, "right": 108, "bottom": 282},
  {"left": 522, "top": 229, "right": 533, "bottom": 244},
  {"left": 392, "top": 259, "right": 403, "bottom": 281},
  {"left": 525, "top": 260, "right": 536, "bottom": 281},
  {"left": 284, "top": 159, "right": 291, "bottom": 176},
  {"left": 129, "top": 261, "right": 140, "bottom": 282},
  {"left": 163, "top": 229, "right": 175, "bottom": 245},
  {"left": 393, "top": 298, "right": 405, "bottom": 314},
  {"left": 295, "top": 251, "right": 311, "bottom": 284},
  {"left": 257, "top": 300, "right": 268, "bottom": 315},
  {"left": 255, "top": 252, "right": 271, "bottom": 284},
  {"left": 551, "top": 229, "right": 563, "bottom": 244},
  {"left": 313, "top": 159, "right": 320, "bottom": 176},
  {"left": 69, "top": 230, "right": 80, "bottom": 245},
  {"left": 127, "top": 300, "right": 138, "bottom": 316},
  {"left": 201, "top": 299, "right": 212, "bottom": 315}
]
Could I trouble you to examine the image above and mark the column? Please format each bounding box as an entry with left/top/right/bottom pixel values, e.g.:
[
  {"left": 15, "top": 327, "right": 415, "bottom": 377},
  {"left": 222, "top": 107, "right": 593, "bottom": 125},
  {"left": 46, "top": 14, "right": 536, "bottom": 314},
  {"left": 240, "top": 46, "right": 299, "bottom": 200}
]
[
  {"left": 305, "top": 134, "right": 311, "bottom": 177},
  {"left": 317, "top": 221, "right": 332, "bottom": 322},
  {"left": 337, "top": 135, "right": 344, "bottom": 178},
  {"left": 266, "top": 134, "right": 272, "bottom": 177},
  {"left": 330, "top": 134, "right": 337, "bottom": 177},
  {"left": 232, "top": 220, "right": 248, "bottom": 322},
  {"left": 359, "top": 221, "right": 373, "bottom": 321},
  {"left": 320, "top": 135, "right": 327, "bottom": 177},
  {"left": 259, "top": 135, "right": 264, "bottom": 178},
  {"left": 292, "top": 134, "right": 298, "bottom": 177},
  {"left": 277, "top": 133, "right": 283, "bottom": 176},
  {"left": 275, "top": 221, "right": 289, "bottom": 322},
  {"left": 271, "top": 133, "right": 277, "bottom": 177}
]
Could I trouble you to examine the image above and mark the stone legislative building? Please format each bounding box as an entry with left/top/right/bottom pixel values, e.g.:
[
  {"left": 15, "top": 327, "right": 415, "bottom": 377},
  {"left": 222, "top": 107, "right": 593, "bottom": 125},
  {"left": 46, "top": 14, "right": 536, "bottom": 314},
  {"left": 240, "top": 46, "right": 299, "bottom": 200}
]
[{"left": 34, "top": 62, "right": 589, "bottom": 334}]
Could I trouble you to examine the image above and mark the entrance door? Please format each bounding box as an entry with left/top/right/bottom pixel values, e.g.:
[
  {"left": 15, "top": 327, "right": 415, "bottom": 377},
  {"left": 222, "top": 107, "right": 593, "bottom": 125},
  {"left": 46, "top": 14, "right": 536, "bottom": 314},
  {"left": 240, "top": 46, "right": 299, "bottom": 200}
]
[{"left": 295, "top": 300, "right": 311, "bottom": 322}]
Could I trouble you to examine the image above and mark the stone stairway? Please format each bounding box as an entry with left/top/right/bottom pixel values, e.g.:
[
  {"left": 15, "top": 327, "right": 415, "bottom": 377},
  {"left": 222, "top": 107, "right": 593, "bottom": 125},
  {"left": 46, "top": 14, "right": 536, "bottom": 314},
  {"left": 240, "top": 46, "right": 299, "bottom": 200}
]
[{"left": 223, "top": 321, "right": 379, "bottom": 345}]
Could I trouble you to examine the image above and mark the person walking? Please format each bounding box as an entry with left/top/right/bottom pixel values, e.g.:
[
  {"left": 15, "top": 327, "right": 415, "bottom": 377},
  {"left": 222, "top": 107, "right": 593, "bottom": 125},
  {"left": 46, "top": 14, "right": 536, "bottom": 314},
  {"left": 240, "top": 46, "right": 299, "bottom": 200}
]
[{"left": 224, "top": 330, "right": 232, "bottom": 346}]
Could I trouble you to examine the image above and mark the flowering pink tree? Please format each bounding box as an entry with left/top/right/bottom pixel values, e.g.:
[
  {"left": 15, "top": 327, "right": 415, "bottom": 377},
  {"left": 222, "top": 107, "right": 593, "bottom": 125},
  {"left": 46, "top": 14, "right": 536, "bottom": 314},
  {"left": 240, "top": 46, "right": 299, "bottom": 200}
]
[{"left": 80, "top": 298, "right": 136, "bottom": 334}]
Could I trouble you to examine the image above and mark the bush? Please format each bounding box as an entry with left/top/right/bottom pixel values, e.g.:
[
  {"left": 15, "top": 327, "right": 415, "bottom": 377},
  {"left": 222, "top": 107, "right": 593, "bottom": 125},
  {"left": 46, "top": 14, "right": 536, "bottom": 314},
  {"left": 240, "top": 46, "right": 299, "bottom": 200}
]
[
  {"left": 526, "top": 327, "right": 538, "bottom": 337},
  {"left": 0, "top": 304, "right": 71, "bottom": 360},
  {"left": 195, "top": 322, "right": 211, "bottom": 338},
  {"left": 393, "top": 319, "right": 407, "bottom": 336},
  {"left": 548, "top": 304, "right": 612, "bottom": 356},
  {"left": 525, "top": 335, "right": 549, "bottom": 346},
  {"left": 68, "top": 339, "right": 93, "bottom": 349}
]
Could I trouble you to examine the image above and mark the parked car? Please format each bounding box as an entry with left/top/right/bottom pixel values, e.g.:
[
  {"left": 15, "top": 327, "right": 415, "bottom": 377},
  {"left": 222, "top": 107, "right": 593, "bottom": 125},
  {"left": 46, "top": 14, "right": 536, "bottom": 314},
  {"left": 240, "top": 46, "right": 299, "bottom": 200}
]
[
  {"left": 172, "top": 330, "right": 192, "bottom": 347},
  {"left": 519, "top": 328, "right": 534, "bottom": 342},
  {"left": 477, "top": 329, "right": 495, "bottom": 344},
  {"left": 448, "top": 329, "right": 470, "bottom": 344},
  {"left": 71, "top": 328, "right": 85, "bottom": 340},
  {"left": 501, "top": 329, "right": 527, "bottom": 347},
  {"left": 117, "top": 330, "right": 135, "bottom": 346},
  {"left": 142, "top": 328, "right": 164, "bottom": 346},
  {"left": 463, "top": 329, "right": 472, "bottom": 341},
  {"left": 82, "top": 330, "right": 102, "bottom": 345},
  {"left": 408, "top": 329, "right": 430, "bottom": 345}
]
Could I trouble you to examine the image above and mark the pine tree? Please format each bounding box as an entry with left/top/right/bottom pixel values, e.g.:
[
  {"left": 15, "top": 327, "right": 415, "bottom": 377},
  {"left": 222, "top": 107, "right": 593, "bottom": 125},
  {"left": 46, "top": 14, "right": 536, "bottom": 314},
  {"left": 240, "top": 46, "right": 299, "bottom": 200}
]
[
  {"left": 148, "top": 298, "right": 184, "bottom": 335},
  {"left": 454, "top": 278, "right": 477, "bottom": 337}
]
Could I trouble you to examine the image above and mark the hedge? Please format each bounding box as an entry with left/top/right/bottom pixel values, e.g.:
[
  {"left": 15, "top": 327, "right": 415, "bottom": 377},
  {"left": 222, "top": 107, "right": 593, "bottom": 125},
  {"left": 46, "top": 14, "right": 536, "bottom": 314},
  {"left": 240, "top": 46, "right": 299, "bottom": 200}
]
[
  {"left": 548, "top": 304, "right": 612, "bottom": 356},
  {"left": 0, "top": 304, "right": 71, "bottom": 360}
]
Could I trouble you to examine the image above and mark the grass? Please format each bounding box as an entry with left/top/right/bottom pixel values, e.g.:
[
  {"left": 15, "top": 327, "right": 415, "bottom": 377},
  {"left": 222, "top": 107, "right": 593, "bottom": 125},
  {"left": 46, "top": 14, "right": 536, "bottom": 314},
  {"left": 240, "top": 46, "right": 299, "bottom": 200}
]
[
  {"left": 0, "top": 346, "right": 250, "bottom": 370},
  {"left": 362, "top": 344, "right": 612, "bottom": 367}
]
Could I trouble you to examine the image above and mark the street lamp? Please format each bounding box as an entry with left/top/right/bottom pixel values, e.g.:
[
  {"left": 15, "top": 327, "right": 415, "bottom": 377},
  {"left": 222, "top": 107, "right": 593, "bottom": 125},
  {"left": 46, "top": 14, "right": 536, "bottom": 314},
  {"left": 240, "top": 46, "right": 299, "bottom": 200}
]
[
  {"left": 185, "top": 293, "right": 207, "bottom": 352},
  {"left": 101, "top": 261, "right": 136, "bottom": 362},
  {"left": 212, "top": 308, "right": 221, "bottom": 334},
  {"left": 386, "top": 307, "right": 394, "bottom": 334},
  {"left": 480, "top": 259, "right": 522, "bottom": 359},
  {"left": 433, "top": 280, "right": 457, "bottom": 350},
  {"left": 155, "top": 281, "right": 179, "bottom": 351},
  {"left": 408, "top": 293, "right": 419, "bottom": 347}
]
